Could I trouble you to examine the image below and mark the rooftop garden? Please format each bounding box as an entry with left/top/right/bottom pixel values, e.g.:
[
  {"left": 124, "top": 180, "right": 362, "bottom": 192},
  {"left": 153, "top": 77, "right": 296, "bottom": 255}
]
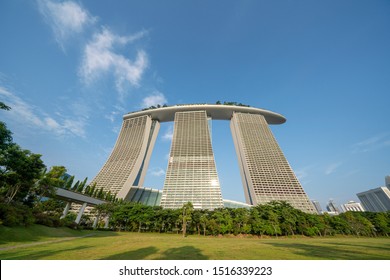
[{"left": 138, "top": 101, "right": 251, "bottom": 113}]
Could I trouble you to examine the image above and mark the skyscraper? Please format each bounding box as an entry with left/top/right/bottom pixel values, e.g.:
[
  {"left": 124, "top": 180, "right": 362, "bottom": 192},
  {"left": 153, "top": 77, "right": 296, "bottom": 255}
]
[
  {"left": 231, "top": 112, "right": 316, "bottom": 213},
  {"left": 385, "top": 175, "right": 390, "bottom": 188},
  {"left": 311, "top": 200, "right": 323, "bottom": 214},
  {"left": 90, "top": 115, "right": 160, "bottom": 199},
  {"left": 326, "top": 199, "right": 340, "bottom": 214},
  {"left": 160, "top": 111, "right": 223, "bottom": 209},
  {"left": 341, "top": 201, "right": 365, "bottom": 212},
  {"left": 357, "top": 187, "right": 390, "bottom": 212}
]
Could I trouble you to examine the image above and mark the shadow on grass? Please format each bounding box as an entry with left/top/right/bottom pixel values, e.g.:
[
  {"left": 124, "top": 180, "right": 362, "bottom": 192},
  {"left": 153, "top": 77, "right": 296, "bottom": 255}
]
[
  {"left": 101, "top": 246, "right": 209, "bottom": 260},
  {"left": 0, "top": 225, "right": 119, "bottom": 245},
  {"left": 266, "top": 242, "right": 390, "bottom": 260},
  {"left": 101, "top": 246, "right": 159, "bottom": 260},
  {"left": 1, "top": 245, "right": 92, "bottom": 260},
  {"left": 325, "top": 240, "right": 390, "bottom": 252},
  {"left": 158, "top": 246, "right": 209, "bottom": 260}
]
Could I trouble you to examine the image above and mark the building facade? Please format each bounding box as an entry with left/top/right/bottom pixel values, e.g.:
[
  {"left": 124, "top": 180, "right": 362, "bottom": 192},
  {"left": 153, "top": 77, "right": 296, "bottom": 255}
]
[
  {"left": 160, "top": 111, "right": 223, "bottom": 209},
  {"left": 311, "top": 200, "right": 323, "bottom": 214},
  {"left": 326, "top": 199, "right": 340, "bottom": 214},
  {"left": 385, "top": 175, "right": 390, "bottom": 188},
  {"left": 341, "top": 201, "right": 365, "bottom": 212},
  {"left": 91, "top": 104, "right": 315, "bottom": 212},
  {"left": 230, "top": 112, "right": 316, "bottom": 213},
  {"left": 357, "top": 187, "right": 390, "bottom": 212},
  {"left": 90, "top": 115, "right": 160, "bottom": 199}
]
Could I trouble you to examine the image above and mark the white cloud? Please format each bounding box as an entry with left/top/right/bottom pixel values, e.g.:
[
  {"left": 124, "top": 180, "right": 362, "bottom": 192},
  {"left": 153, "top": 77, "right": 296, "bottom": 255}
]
[
  {"left": 105, "top": 112, "right": 116, "bottom": 123},
  {"left": 325, "top": 162, "right": 342, "bottom": 175},
  {"left": 45, "top": 117, "right": 62, "bottom": 131},
  {"left": 351, "top": 134, "right": 390, "bottom": 153},
  {"left": 162, "top": 125, "right": 174, "bottom": 141},
  {"left": 62, "top": 119, "right": 87, "bottom": 138},
  {"left": 0, "top": 86, "right": 44, "bottom": 127},
  {"left": 150, "top": 167, "right": 165, "bottom": 177},
  {"left": 79, "top": 28, "right": 148, "bottom": 92},
  {"left": 104, "top": 106, "right": 124, "bottom": 123},
  {"left": 0, "top": 86, "right": 86, "bottom": 138},
  {"left": 295, "top": 168, "right": 309, "bottom": 181},
  {"left": 38, "top": 1, "right": 153, "bottom": 104},
  {"left": 141, "top": 91, "right": 167, "bottom": 108},
  {"left": 37, "top": 0, "right": 96, "bottom": 48}
]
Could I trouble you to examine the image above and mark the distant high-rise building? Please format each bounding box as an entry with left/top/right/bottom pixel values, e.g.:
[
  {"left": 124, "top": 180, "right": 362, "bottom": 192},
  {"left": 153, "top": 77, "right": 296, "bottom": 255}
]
[
  {"left": 326, "top": 199, "right": 340, "bottom": 214},
  {"left": 341, "top": 201, "right": 365, "bottom": 212},
  {"left": 357, "top": 187, "right": 390, "bottom": 212},
  {"left": 311, "top": 200, "right": 323, "bottom": 214},
  {"left": 385, "top": 175, "right": 390, "bottom": 188}
]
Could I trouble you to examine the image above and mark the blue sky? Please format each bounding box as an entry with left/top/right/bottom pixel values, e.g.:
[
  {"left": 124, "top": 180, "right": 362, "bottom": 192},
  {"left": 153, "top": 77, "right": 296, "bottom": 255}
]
[{"left": 1, "top": 0, "right": 389, "bottom": 210}]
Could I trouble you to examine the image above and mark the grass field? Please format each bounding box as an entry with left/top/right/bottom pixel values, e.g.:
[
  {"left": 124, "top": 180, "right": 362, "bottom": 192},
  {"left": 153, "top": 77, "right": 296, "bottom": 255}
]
[{"left": 1, "top": 225, "right": 389, "bottom": 260}]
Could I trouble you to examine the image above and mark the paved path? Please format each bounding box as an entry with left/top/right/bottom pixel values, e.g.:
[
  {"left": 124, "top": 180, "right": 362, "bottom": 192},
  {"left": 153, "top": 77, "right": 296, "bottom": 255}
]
[{"left": 0, "top": 234, "right": 96, "bottom": 251}]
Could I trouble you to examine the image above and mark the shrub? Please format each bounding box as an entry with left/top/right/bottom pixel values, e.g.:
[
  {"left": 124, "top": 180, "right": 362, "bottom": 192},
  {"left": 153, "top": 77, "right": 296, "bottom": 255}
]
[{"left": 0, "top": 202, "right": 35, "bottom": 226}]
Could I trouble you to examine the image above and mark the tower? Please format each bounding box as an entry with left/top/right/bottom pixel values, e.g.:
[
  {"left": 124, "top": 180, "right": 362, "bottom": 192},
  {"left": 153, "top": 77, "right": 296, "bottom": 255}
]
[
  {"left": 230, "top": 112, "right": 316, "bottom": 213},
  {"left": 90, "top": 115, "right": 160, "bottom": 199},
  {"left": 357, "top": 186, "right": 390, "bottom": 212},
  {"left": 160, "top": 111, "right": 223, "bottom": 209}
]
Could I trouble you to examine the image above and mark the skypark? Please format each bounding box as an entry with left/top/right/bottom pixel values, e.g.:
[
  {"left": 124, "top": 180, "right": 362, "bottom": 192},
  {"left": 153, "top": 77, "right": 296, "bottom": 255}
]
[{"left": 124, "top": 103, "right": 286, "bottom": 124}]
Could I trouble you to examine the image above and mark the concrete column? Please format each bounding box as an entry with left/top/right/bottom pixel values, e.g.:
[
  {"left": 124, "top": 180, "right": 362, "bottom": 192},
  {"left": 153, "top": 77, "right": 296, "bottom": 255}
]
[
  {"left": 104, "top": 216, "right": 109, "bottom": 228},
  {"left": 93, "top": 215, "right": 100, "bottom": 228},
  {"left": 75, "top": 202, "right": 87, "bottom": 224},
  {"left": 60, "top": 202, "right": 72, "bottom": 219}
]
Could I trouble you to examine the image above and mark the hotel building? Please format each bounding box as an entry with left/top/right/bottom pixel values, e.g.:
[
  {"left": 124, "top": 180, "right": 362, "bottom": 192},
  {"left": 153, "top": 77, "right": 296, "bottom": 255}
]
[{"left": 91, "top": 104, "right": 316, "bottom": 213}]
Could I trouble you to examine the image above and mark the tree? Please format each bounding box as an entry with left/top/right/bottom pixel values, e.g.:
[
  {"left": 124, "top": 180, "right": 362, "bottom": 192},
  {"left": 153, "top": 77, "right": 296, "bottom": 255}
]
[
  {"left": 370, "top": 212, "right": 390, "bottom": 236},
  {"left": 71, "top": 180, "right": 80, "bottom": 192},
  {"left": 340, "top": 212, "right": 375, "bottom": 237},
  {"left": 64, "top": 175, "right": 74, "bottom": 190},
  {"left": 251, "top": 204, "right": 281, "bottom": 237},
  {"left": 199, "top": 210, "right": 210, "bottom": 236},
  {"left": 32, "top": 166, "right": 67, "bottom": 202},
  {"left": 212, "top": 208, "right": 233, "bottom": 234},
  {"left": 191, "top": 209, "right": 202, "bottom": 235},
  {"left": 77, "top": 177, "right": 88, "bottom": 192},
  {"left": 0, "top": 102, "right": 13, "bottom": 155},
  {"left": 0, "top": 121, "right": 12, "bottom": 151},
  {"left": 303, "top": 213, "right": 324, "bottom": 236},
  {"left": 180, "top": 202, "right": 193, "bottom": 237},
  {"left": 87, "top": 182, "right": 96, "bottom": 196},
  {"left": 0, "top": 101, "right": 11, "bottom": 111},
  {"left": 91, "top": 202, "right": 114, "bottom": 229},
  {"left": 0, "top": 144, "right": 45, "bottom": 204},
  {"left": 231, "top": 207, "right": 251, "bottom": 235},
  {"left": 274, "top": 201, "right": 299, "bottom": 236}
]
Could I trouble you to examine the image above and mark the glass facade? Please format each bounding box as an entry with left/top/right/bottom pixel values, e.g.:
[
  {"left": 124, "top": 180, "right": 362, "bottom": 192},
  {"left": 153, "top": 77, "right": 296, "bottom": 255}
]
[{"left": 125, "top": 187, "right": 162, "bottom": 206}]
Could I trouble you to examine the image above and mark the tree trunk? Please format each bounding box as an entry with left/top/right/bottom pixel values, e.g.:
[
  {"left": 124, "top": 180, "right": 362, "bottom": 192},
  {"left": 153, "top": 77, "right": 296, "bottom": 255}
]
[{"left": 6, "top": 184, "right": 21, "bottom": 204}]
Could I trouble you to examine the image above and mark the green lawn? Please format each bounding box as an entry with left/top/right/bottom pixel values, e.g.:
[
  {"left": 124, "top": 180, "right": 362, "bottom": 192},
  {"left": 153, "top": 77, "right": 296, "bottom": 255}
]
[{"left": 1, "top": 225, "right": 389, "bottom": 260}]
